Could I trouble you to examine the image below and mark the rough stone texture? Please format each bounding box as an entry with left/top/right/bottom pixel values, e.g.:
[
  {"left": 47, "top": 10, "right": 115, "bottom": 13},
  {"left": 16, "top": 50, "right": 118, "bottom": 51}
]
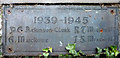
[
  {"left": 119, "top": 8, "right": 120, "bottom": 51},
  {"left": 0, "top": 7, "right": 2, "bottom": 36},
  {"left": 0, "top": 19, "right": 1, "bottom": 36},
  {"left": 0, "top": 0, "right": 120, "bottom": 4}
]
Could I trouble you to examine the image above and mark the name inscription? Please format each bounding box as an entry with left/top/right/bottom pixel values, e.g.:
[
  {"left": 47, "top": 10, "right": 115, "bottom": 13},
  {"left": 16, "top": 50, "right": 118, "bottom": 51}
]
[{"left": 8, "top": 16, "right": 114, "bottom": 43}]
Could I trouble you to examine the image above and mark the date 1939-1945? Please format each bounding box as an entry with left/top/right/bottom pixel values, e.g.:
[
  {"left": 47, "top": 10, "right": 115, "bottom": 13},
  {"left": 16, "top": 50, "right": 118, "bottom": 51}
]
[{"left": 33, "top": 16, "right": 88, "bottom": 24}]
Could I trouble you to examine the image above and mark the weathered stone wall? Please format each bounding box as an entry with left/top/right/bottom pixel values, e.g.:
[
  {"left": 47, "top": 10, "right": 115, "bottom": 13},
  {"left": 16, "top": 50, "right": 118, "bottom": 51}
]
[
  {"left": 0, "top": 5, "right": 2, "bottom": 36},
  {"left": 0, "top": 0, "right": 120, "bottom": 4},
  {"left": 118, "top": 6, "right": 120, "bottom": 51}
]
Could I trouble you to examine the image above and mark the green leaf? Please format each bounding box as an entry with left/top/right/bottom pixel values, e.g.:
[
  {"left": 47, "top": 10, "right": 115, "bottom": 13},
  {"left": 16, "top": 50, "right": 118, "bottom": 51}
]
[
  {"left": 110, "top": 46, "right": 117, "bottom": 49},
  {"left": 105, "top": 51, "right": 110, "bottom": 56},
  {"left": 66, "top": 54, "right": 72, "bottom": 56},
  {"left": 115, "top": 51, "right": 119, "bottom": 56},
  {"left": 66, "top": 44, "right": 75, "bottom": 50},
  {"left": 59, "top": 54, "right": 64, "bottom": 56},
  {"left": 110, "top": 46, "right": 117, "bottom": 51},
  {"left": 69, "top": 50, "right": 75, "bottom": 54},
  {"left": 110, "top": 52, "right": 114, "bottom": 56},
  {"left": 25, "top": 56, "right": 29, "bottom": 58},
  {"left": 104, "top": 48, "right": 109, "bottom": 51},
  {"left": 109, "top": 46, "right": 119, "bottom": 56},
  {"left": 95, "top": 54, "right": 100, "bottom": 57},
  {"left": 69, "top": 50, "right": 78, "bottom": 56},
  {"left": 69, "top": 50, "right": 73, "bottom": 54},
  {"left": 65, "top": 54, "right": 69, "bottom": 56},
  {"left": 48, "top": 47, "right": 52, "bottom": 53},
  {"left": 43, "top": 53, "right": 49, "bottom": 56},
  {"left": 39, "top": 54, "right": 42, "bottom": 56},
  {"left": 104, "top": 48, "right": 110, "bottom": 56},
  {"left": 97, "top": 47, "right": 102, "bottom": 54},
  {"left": 79, "top": 50, "right": 84, "bottom": 55},
  {"left": 32, "top": 56, "right": 34, "bottom": 58},
  {"left": 42, "top": 48, "right": 49, "bottom": 52}
]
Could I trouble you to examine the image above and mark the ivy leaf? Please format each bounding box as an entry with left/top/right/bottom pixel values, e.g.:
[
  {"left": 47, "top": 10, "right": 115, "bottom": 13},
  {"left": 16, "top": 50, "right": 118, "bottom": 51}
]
[
  {"left": 42, "top": 48, "right": 49, "bottom": 52},
  {"left": 104, "top": 48, "right": 110, "bottom": 56},
  {"left": 97, "top": 47, "right": 102, "bottom": 54},
  {"left": 66, "top": 44, "right": 75, "bottom": 50},
  {"left": 59, "top": 54, "right": 64, "bottom": 56},
  {"left": 79, "top": 50, "right": 84, "bottom": 55},
  {"left": 25, "top": 56, "right": 29, "bottom": 58},
  {"left": 32, "top": 56, "right": 34, "bottom": 58},
  {"left": 115, "top": 51, "right": 119, "bottom": 56},
  {"left": 43, "top": 53, "right": 49, "bottom": 56},
  {"left": 69, "top": 50, "right": 72, "bottom": 54},
  {"left": 111, "top": 46, "right": 117, "bottom": 49},
  {"left": 65, "top": 54, "right": 71, "bottom": 56},
  {"left": 110, "top": 52, "right": 114, "bottom": 56},
  {"left": 69, "top": 50, "right": 78, "bottom": 56},
  {"left": 95, "top": 54, "right": 100, "bottom": 57},
  {"left": 96, "top": 47, "right": 102, "bottom": 57},
  {"left": 110, "top": 46, "right": 117, "bottom": 51},
  {"left": 70, "top": 50, "right": 77, "bottom": 54},
  {"left": 66, "top": 54, "right": 72, "bottom": 57},
  {"left": 76, "top": 52, "right": 81, "bottom": 56},
  {"left": 104, "top": 48, "right": 109, "bottom": 51},
  {"left": 39, "top": 54, "right": 42, "bottom": 56},
  {"left": 104, "top": 51, "right": 110, "bottom": 56},
  {"left": 48, "top": 47, "right": 52, "bottom": 53}
]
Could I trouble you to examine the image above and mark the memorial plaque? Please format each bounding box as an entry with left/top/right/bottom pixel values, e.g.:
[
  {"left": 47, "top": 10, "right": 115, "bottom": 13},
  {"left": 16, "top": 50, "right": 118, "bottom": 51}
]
[{"left": 2, "top": 5, "right": 119, "bottom": 56}]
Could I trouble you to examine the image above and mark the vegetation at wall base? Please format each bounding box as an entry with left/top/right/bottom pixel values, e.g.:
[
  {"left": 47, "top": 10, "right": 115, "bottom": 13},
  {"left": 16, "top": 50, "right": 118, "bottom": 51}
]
[{"left": 0, "top": 43, "right": 120, "bottom": 58}]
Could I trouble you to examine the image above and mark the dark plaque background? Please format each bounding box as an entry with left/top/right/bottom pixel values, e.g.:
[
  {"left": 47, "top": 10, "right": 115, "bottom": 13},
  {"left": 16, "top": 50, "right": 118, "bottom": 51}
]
[{"left": 2, "top": 5, "right": 119, "bottom": 56}]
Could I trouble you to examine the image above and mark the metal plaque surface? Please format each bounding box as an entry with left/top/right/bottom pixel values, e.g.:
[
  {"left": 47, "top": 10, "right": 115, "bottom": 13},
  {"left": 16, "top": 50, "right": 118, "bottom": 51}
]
[
  {"left": 2, "top": 5, "right": 119, "bottom": 56},
  {"left": 0, "top": 0, "right": 120, "bottom": 4}
]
